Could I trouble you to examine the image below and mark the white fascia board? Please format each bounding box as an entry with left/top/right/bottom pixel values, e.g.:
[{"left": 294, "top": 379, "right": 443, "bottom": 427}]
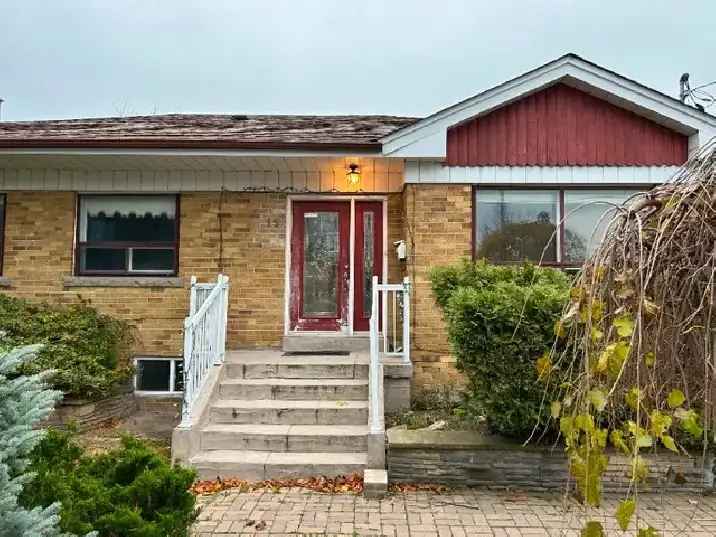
[{"left": 381, "top": 56, "right": 716, "bottom": 158}]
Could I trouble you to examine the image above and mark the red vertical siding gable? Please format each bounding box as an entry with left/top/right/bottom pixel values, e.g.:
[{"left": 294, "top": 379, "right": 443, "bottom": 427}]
[{"left": 446, "top": 84, "right": 688, "bottom": 166}]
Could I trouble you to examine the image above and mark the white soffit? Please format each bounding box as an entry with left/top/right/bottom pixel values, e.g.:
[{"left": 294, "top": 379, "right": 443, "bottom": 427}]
[
  {"left": 404, "top": 161, "right": 681, "bottom": 185},
  {"left": 381, "top": 55, "right": 716, "bottom": 158}
]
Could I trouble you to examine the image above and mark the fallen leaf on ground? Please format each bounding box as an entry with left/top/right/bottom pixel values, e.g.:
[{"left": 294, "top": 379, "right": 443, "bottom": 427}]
[{"left": 190, "top": 474, "right": 452, "bottom": 496}]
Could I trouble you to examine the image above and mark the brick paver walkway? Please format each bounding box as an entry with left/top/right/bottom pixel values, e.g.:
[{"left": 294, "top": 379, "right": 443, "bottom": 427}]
[{"left": 192, "top": 488, "right": 716, "bottom": 536}]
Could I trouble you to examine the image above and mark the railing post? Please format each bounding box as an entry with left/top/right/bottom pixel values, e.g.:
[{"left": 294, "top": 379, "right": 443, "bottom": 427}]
[
  {"left": 218, "top": 274, "right": 229, "bottom": 364},
  {"left": 189, "top": 275, "right": 197, "bottom": 316},
  {"left": 402, "top": 277, "right": 411, "bottom": 364},
  {"left": 381, "top": 275, "right": 388, "bottom": 354},
  {"left": 369, "top": 275, "right": 383, "bottom": 436},
  {"left": 213, "top": 274, "right": 223, "bottom": 365},
  {"left": 179, "top": 317, "right": 194, "bottom": 428}
]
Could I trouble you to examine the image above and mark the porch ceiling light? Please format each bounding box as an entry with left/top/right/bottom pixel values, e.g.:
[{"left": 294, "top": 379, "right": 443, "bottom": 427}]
[{"left": 346, "top": 163, "right": 361, "bottom": 187}]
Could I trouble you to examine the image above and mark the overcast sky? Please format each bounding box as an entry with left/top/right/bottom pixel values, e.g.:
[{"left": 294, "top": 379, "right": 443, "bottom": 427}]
[{"left": 1, "top": 0, "right": 714, "bottom": 122}]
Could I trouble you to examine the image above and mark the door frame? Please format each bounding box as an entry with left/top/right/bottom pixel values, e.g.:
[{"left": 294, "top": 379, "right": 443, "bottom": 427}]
[{"left": 284, "top": 195, "right": 389, "bottom": 336}]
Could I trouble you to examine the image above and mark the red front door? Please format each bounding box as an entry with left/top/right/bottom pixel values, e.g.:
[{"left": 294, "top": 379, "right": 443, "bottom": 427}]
[
  {"left": 290, "top": 201, "right": 350, "bottom": 331},
  {"left": 289, "top": 200, "right": 384, "bottom": 332}
]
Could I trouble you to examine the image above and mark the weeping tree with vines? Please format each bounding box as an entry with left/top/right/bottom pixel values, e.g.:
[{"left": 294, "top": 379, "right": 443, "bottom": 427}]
[{"left": 537, "top": 140, "right": 716, "bottom": 536}]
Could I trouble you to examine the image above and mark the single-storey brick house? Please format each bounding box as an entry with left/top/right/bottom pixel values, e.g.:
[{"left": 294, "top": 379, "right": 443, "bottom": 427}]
[{"left": 1, "top": 54, "right": 714, "bottom": 479}]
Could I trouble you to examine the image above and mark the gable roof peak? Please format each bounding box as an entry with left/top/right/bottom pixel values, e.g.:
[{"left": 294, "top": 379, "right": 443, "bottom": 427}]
[{"left": 381, "top": 53, "right": 716, "bottom": 157}]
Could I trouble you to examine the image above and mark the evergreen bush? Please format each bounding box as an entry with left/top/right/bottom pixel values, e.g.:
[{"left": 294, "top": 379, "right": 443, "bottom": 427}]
[
  {"left": 0, "top": 295, "right": 133, "bottom": 399},
  {"left": 0, "top": 345, "right": 79, "bottom": 537},
  {"left": 20, "top": 429, "right": 196, "bottom": 537},
  {"left": 430, "top": 260, "right": 570, "bottom": 439}
]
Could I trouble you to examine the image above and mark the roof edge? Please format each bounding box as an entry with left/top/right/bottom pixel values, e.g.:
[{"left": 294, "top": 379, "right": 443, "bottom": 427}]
[{"left": 0, "top": 138, "right": 383, "bottom": 153}]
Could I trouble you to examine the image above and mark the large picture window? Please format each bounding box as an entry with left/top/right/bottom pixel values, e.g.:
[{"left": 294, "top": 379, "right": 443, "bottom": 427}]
[
  {"left": 474, "top": 188, "right": 641, "bottom": 266},
  {"left": 77, "top": 195, "right": 178, "bottom": 275}
]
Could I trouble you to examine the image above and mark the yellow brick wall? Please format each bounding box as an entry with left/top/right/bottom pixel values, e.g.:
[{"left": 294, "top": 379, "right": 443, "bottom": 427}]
[
  {"left": 1, "top": 191, "right": 287, "bottom": 357},
  {"left": 2, "top": 188, "right": 471, "bottom": 391},
  {"left": 1, "top": 192, "right": 407, "bottom": 358},
  {"left": 402, "top": 184, "right": 473, "bottom": 392}
]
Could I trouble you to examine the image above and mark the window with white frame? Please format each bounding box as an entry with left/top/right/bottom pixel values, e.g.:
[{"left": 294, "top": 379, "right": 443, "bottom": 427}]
[
  {"left": 77, "top": 195, "right": 179, "bottom": 275},
  {"left": 474, "top": 188, "right": 642, "bottom": 265},
  {"left": 134, "top": 357, "right": 183, "bottom": 393}
]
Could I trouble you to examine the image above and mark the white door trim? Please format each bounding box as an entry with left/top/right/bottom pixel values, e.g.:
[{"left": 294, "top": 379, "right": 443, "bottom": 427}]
[{"left": 284, "top": 194, "right": 389, "bottom": 336}]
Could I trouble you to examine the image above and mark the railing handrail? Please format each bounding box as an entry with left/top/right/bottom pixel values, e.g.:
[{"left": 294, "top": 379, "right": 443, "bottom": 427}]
[
  {"left": 369, "top": 276, "right": 384, "bottom": 435},
  {"left": 185, "top": 276, "right": 227, "bottom": 329},
  {"left": 368, "top": 276, "right": 411, "bottom": 436},
  {"left": 179, "top": 274, "right": 229, "bottom": 428}
]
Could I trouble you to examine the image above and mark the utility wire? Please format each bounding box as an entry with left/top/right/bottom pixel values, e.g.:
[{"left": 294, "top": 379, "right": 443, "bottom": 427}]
[{"left": 692, "top": 80, "right": 716, "bottom": 91}]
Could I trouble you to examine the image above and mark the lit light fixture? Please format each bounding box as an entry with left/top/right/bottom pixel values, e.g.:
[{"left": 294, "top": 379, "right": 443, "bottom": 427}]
[{"left": 346, "top": 163, "right": 361, "bottom": 187}]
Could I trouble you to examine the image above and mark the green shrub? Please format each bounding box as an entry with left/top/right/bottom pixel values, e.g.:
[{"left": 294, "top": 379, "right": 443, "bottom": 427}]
[
  {"left": 430, "top": 260, "right": 570, "bottom": 439},
  {"left": 20, "top": 429, "right": 196, "bottom": 537},
  {"left": 0, "top": 294, "right": 133, "bottom": 399}
]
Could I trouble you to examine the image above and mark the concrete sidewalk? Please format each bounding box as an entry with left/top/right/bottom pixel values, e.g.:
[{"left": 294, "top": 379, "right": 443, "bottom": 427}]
[{"left": 191, "top": 487, "right": 716, "bottom": 536}]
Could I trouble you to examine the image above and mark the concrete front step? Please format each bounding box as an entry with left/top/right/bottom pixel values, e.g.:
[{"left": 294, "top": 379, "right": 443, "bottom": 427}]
[
  {"left": 210, "top": 399, "right": 368, "bottom": 425},
  {"left": 282, "top": 333, "right": 370, "bottom": 353},
  {"left": 224, "top": 354, "right": 369, "bottom": 380},
  {"left": 219, "top": 378, "right": 369, "bottom": 401},
  {"left": 201, "top": 424, "right": 369, "bottom": 452},
  {"left": 189, "top": 450, "right": 367, "bottom": 481}
]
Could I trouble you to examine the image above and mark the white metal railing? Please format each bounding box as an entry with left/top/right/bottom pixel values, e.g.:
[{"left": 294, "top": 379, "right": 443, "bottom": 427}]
[
  {"left": 179, "top": 274, "right": 229, "bottom": 427},
  {"left": 190, "top": 276, "right": 218, "bottom": 316},
  {"left": 368, "top": 276, "right": 411, "bottom": 435},
  {"left": 377, "top": 276, "right": 411, "bottom": 364}
]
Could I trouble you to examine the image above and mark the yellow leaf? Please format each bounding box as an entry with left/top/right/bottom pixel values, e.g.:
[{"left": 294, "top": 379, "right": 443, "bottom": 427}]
[
  {"left": 610, "top": 430, "right": 630, "bottom": 455},
  {"left": 667, "top": 389, "right": 685, "bottom": 409},
  {"left": 649, "top": 410, "right": 672, "bottom": 438},
  {"left": 643, "top": 351, "right": 656, "bottom": 367},
  {"left": 625, "top": 387, "right": 641, "bottom": 411},
  {"left": 661, "top": 435, "right": 678, "bottom": 453},
  {"left": 575, "top": 414, "right": 595, "bottom": 433},
  {"left": 594, "top": 348, "right": 609, "bottom": 373},
  {"left": 588, "top": 388, "right": 607, "bottom": 412},
  {"left": 550, "top": 401, "right": 561, "bottom": 419},
  {"left": 613, "top": 313, "right": 635, "bottom": 338},
  {"left": 631, "top": 455, "right": 649, "bottom": 482},
  {"left": 535, "top": 353, "right": 551, "bottom": 381},
  {"left": 554, "top": 321, "right": 566, "bottom": 339},
  {"left": 615, "top": 498, "right": 636, "bottom": 531},
  {"left": 560, "top": 416, "right": 574, "bottom": 436},
  {"left": 636, "top": 434, "right": 653, "bottom": 448},
  {"left": 581, "top": 521, "right": 605, "bottom": 537}
]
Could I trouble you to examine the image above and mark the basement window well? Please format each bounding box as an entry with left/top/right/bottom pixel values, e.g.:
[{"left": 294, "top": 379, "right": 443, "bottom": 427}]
[{"left": 134, "top": 357, "right": 183, "bottom": 395}]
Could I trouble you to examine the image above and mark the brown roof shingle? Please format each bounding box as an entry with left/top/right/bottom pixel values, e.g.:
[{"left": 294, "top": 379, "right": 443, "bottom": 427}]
[{"left": 0, "top": 114, "right": 419, "bottom": 150}]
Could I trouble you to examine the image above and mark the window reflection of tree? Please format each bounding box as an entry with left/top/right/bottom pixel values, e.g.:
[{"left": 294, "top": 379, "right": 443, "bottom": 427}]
[{"left": 477, "top": 214, "right": 585, "bottom": 263}]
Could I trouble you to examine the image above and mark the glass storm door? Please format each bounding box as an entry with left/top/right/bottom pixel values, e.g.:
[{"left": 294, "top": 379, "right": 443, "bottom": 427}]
[
  {"left": 353, "top": 202, "right": 383, "bottom": 331},
  {"left": 290, "top": 202, "right": 350, "bottom": 331}
]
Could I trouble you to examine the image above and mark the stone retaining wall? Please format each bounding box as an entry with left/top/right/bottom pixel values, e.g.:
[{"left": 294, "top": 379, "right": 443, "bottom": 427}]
[
  {"left": 43, "top": 390, "right": 181, "bottom": 441},
  {"left": 387, "top": 429, "right": 712, "bottom": 494},
  {"left": 44, "top": 390, "right": 138, "bottom": 431}
]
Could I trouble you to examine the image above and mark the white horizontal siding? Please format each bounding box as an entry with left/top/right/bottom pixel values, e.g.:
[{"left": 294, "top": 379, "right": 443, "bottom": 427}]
[
  {"left": 0, "top": 156, "right": 405, "bottom": 193},
  {"left": 405, "top": 160, "right": 680, "bottom": 185}
]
